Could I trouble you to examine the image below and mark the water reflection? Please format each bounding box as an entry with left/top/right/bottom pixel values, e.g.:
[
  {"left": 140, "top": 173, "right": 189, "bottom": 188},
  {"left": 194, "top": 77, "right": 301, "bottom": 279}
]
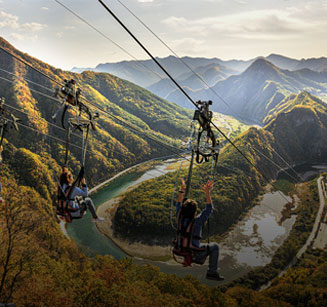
[{"left": 219, "top": 192, "right": 294, "bottom": 268}]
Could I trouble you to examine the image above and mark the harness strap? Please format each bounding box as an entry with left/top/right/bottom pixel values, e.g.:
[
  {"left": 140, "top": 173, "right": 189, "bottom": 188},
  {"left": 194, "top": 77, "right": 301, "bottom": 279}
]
[{"left": 0, "top": 122, "right": 7, "bottom": 149}]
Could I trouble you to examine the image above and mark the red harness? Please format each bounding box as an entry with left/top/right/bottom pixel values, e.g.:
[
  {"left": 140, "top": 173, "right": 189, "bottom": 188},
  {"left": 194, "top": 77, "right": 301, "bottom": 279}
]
[{"left": 172, "top": 209, "right": 207, "bottom": 266}]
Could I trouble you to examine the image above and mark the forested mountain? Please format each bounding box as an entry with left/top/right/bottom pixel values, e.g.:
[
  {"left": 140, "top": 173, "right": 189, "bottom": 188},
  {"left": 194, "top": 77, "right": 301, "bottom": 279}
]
[
  {"left": 72, "top": 55, "right": 327, "bottom": 116},
  {"left": 2, "top": 159, "right": 326, "bottom": 305},
  {"left": 147, "top": 63, "right": 231, "bottom": 100},
  {"left": 71, "top": 55, "right": 251, "bottom": 92},
  {"left": 114, "top": 91, "right": 327, "bottom": 244},
  {"left": 0, "top": 36, "right": 192, "bottom": 190},
  {"left": 72, "top": 55, "right": 230, "bottom": 88},
  {"left": 196, "top": 59, "right": 327, "bottom": 123},
  {"left": 73, "top": 55, "right": 327, "bottom": 126},
  {"left": 1, "top": 33, "right": 327, "bottom": 305},
  {"left": 266, "top": 54, "right": 302, "bottom": 70},
  {"left": 158, "top": 58, "right": 327, "bottom": 122},
  {"left": 266, "top": 54, "right": 327, "bottom": 72}
]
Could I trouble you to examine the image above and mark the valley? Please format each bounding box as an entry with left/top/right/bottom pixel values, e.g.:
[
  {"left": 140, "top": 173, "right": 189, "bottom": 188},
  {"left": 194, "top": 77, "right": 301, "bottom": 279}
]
[{"left": 1, "top": 31, "right": 327, "bottom": 306}]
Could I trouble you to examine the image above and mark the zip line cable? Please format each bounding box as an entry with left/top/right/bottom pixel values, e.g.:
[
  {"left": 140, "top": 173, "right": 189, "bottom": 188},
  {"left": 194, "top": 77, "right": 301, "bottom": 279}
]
[
  {"left": 0, "top": 57, "right": 188, "bottom": 161},
  {"left": 0, "top": 72, "right": 170, "bottom": 158},
  {"left": 270, "top": 146, "right": 304, "bottom": 182},
  {"left": 0, "top": 67, "right": 54, "bottom": 93},
  {"left": 6, "top": 117, "right": 186, "bottom": 181},
  {"left": 53, "top": 0, "right": 177, "bottom": 92},
  {"left": 53, "top": 0, "right": 298, "bottom": 190},
  {"left": 0, "top": 72, "right": 151, "bottom": 160},
  {"left": 98, "top": 0, "right": 297, "bottom": 203},
  {"left": 111, "top": 0, "right": 305, "bottom": 183},
  {"left": 113, "top": 0, "right": 261, "bottom": 125},
  {"left": 49, "top": 2, "right": 189, "bottom": 157},
  {"left": 0, "top": 45, "right": 62, "bottom": 86},
  {"left": 2, "top": 102, "right": 130, "bottom": 159},
  {"left": 98, "top": 0, "right": 197, "bottom": 111},
  {"left": 250, "top": 146, "right": 300, "bottom": 183},
  {"left": 0, "top": 31, "right": 294, "bottom": 198},
  {"left": 113, "top": 0, "right": 304, "bottom": 182},
  {"left": 97, "top": 3, "right": 288, "bottom": 177},
  {"left": 0, "top": 13, "right": 299, "bottom": 199},
  {"left": 0, "top": 74, "right": 62, "bottom": 105}
]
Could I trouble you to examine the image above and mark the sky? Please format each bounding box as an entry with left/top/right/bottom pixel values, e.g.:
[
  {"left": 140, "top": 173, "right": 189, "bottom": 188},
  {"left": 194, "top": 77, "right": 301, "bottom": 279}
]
[{"left": 0, "top": 0, "right": 326, "bottom": 70}]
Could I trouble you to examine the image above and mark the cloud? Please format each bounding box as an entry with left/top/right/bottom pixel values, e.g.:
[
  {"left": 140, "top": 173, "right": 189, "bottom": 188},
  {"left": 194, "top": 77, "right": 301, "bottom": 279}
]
[
  {"left": 21, "top": 22, "right": 47, "bottom": 32},
  {"left": 234, "top": 0, "right": 247, "bottom": 4},
  {"left": 64, "top": 25, "right": 76, "bottom": 30},
  {"left": 0, "top": 10, "right": 46, "bottom": 43},
  {"left": 168, "top": 37, "right": 206, "bottom": 55},
  {"left": 138, "top": 0, "right": 154, "bottom": 2},
  {"left": 56, "top": 32, "right": 64, "bottom": 39},
  {"left": 0, "top": 11, "right": 19, "bottom": 29},
  {"left": 0, "top": 11, "right": 47, "bottom": 32},
  {"left": 9, "top": 33, "right": 38, "bottom": 42},
  {"left": 162, "top": 7, "right": 316, "bottom": 41},
  {"left": 162, "top": 17, "right": 188, "bottom": 28},
  {"left": 41, "top": 7, "right": 49, "bottom": 10}
]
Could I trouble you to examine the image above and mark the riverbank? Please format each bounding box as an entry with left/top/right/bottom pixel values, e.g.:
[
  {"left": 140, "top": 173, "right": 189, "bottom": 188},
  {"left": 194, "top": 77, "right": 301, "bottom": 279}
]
[
  {"left": 96, "top": 195, "right": 172, "bottom": 261},
  {"left": 91, "top": 158, "right": 183, "bottom": 261},
  {"left": 95, "top": 180, "right": 295, "bottom": 265},
  {"left": 89, "top": 159, "right": 165, "bottom": 195},
  {"left": 58, "top": 160, "right": 159, "bottom": 239},
  {"left": 227, "top": 179, "right": 319, "bottom": 291}
]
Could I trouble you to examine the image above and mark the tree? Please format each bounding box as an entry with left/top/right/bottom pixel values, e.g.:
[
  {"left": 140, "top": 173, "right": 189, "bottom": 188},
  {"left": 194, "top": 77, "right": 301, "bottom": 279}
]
[{"left": 0, "top": 184, "right": 40, "bottom": 303}]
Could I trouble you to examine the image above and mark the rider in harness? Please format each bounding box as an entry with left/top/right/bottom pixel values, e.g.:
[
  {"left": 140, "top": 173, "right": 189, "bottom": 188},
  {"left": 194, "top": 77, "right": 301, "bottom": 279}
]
[
  {"left": 176, "top": 178, "right": 224, "bottom": 281},
  {"left": 59, "top": 167, "right": 104, "bottom": 223}
]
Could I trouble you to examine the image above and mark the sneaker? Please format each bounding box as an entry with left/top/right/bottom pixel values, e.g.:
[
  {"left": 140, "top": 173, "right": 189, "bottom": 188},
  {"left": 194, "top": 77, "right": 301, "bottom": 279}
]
[
  {"left": 93, "top": 217, "right": 105, "bottom": 222},
  {"left": 206, "top": 272, "right": 224, "bottom": 281}
]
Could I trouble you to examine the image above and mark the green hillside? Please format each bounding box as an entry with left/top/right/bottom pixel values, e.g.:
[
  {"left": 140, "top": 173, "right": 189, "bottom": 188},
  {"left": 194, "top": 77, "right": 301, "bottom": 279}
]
[
  {"left": 208, "top": 59, "right": 327, "bottom": 123},
  {"left": 1, "top": 34, "right": 327, "bottom": 306},
  {"left": 0, "top": 36, "right": 192, "bottom": 189},
  {"left": 1, "top": 150, "right": 326, "bottom": 305},
  {"left": 114, "top": 91, "right": 327, "bottom": 243}
]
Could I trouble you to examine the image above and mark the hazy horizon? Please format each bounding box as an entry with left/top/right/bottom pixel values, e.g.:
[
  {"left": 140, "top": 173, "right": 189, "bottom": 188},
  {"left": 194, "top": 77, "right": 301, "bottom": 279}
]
[{"left": 0, "top": 0, "right": 326, "bottom": 70}]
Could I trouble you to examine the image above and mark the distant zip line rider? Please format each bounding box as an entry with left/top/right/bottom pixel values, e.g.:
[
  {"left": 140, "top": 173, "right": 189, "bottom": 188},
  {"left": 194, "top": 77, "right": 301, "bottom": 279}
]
[
  {"left": 55, "top": 79, "right": 81, "bottom": 106},
  {"left": 176, "top": 178, "right": 224, "bottom": 281},
  {"left": 59, "top": 167, "right": 104, "bottom": 222}
]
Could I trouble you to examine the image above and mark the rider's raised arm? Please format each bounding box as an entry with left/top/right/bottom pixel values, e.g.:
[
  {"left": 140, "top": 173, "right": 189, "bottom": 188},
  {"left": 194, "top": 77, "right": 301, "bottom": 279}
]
[
  {"left": 72, "top": 178, "right": 88, "bottom": 198},
  {"left": 176, "top": 178, "right": 186, "bottom": 214},
  {"left": 197, "top": 180, "right": 214, "bottom": 224}
]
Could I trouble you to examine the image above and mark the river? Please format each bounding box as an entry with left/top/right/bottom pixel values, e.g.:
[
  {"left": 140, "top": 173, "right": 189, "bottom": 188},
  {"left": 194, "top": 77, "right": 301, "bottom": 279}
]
[{"left": 67, "top": 160, "right": 295, "bottom": 285}]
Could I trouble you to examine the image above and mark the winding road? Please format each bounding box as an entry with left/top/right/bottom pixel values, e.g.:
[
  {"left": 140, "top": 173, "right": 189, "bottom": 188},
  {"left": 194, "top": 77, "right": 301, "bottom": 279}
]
[
  {"left": 312, "top": 176, "right": 327, "bottom": 249},
  {"left": 261, "top": 175, "right": 327, "bottom": 291}
]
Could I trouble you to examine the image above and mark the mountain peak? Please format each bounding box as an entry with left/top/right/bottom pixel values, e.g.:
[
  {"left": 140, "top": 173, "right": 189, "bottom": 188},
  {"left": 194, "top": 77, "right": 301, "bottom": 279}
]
[
  {"left": 248, "top": 57, "right": 275, "bottom": 69},
  {"left": 242, "top": 58, "right": 280, "bottom": 79}
]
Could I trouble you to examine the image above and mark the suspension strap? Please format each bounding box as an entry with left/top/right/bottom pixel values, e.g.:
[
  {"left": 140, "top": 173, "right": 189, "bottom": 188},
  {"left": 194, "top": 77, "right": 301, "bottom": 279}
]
[
  {"left": 0, "top": 121, "right": 7, "bottom": 149},
  {"left": 61, "top": 104, "right": 69, "bottom": 129},
  {"left": 206, "top": 154, "right": 219, "bottom": 244},
  {"left": 64, "top": 125, "right": 72, "bottom": 166},
  {"left": 170, "top": 158, "right": 185, "bottom": 230},
  {"left": 81, "top": 124, "right": 90, "bottom": 167},
  {"left": 184, "top": 150, "right": 195, "bottom": 201}
]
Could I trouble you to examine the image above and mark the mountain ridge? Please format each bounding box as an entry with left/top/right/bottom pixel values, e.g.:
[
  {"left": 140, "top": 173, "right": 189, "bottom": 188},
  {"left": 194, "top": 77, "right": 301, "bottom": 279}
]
[{"left": 0, "top": 36, "right": 192, "bottom": 188}]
